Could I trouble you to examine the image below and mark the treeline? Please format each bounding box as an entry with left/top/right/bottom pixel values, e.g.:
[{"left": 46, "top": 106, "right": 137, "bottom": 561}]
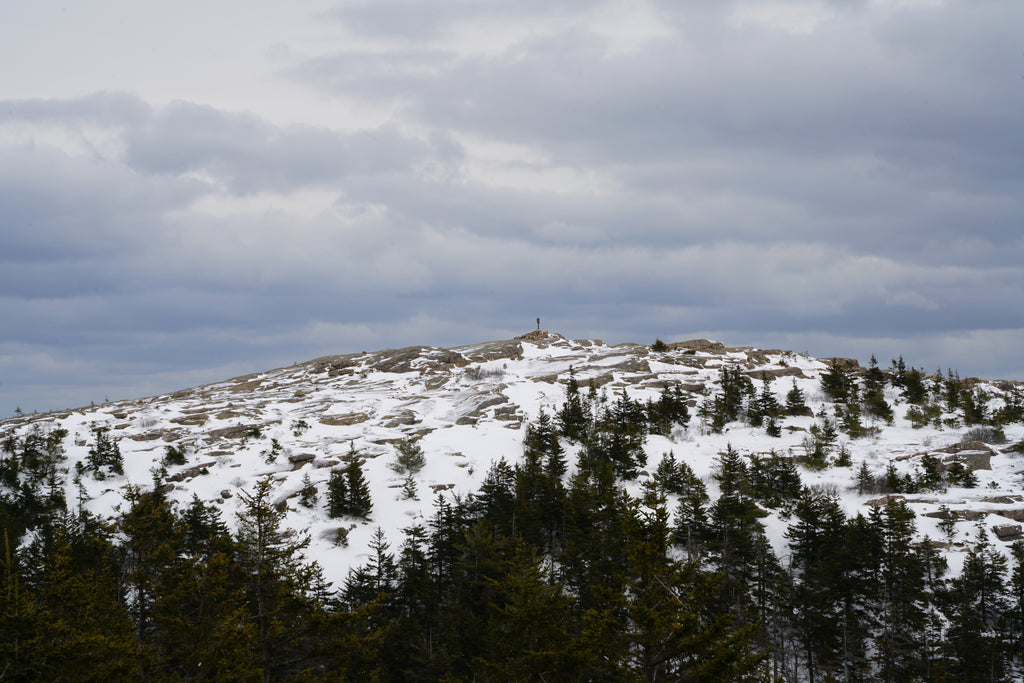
[
  {"left": 692, "top": 354, "right": 1024, "bottom": 446},
  {"left": 1, "top": 364, "right": 1024, "bottom": 681}
]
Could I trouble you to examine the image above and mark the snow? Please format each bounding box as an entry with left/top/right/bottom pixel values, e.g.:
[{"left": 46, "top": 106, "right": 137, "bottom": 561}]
[{"left": 3, "top": 332, "right": 1022, "bottom": 588}]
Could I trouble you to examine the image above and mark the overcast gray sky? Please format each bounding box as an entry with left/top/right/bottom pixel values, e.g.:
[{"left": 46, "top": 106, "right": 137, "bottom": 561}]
[{"left": 1, "top": 0, "right": 1022, "bottom": 416}]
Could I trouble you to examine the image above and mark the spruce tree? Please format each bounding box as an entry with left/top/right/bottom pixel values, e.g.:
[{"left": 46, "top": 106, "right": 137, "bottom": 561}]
[
  {"left": 391, "top": 438, "right": 426, "bottom": 476},
  {"left": 785, "top": 379, "right": 810, "bottom": 416},
  {"left": 863, "top": 355, "right": 894, "bottom": 424},
  {"left": 556, "top": 367, "right": 590, "bottom": 441},
  {"left": 85, "top": 426, "right": 124, "bottom": 479},
  {"left": 821, "top": 359, "right": 853, "bottom": 403},
  {"left": 345, "top": 453, "right": 373, "bottom": 519},
  {"left": 298, "top": 473, "right": 317, "bottom": 508},
  {"left": 235, "top": 476, "right": 318, "bottom": 682},
  {"left": 326, "top": 467, "right": 349, "bottom": 518}
]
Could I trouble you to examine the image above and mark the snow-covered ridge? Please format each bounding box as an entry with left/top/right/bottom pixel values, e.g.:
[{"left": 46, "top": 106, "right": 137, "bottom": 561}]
[{"left": 2, "top": 331, "right": 1022, "bottom": 583}]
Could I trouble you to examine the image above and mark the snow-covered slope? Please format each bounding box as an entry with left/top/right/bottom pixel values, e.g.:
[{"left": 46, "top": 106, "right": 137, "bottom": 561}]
[{"left": 3, "top": 331, "right": 1022, "bottom": 584}]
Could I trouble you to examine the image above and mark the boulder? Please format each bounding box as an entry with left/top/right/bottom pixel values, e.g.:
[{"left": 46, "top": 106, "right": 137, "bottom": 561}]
[
  {"left": 668, "top": 339, "right": 725, "bottom": 353},
  {"left": 993, "top": 524, "right": 1022, "bottom": 541}
]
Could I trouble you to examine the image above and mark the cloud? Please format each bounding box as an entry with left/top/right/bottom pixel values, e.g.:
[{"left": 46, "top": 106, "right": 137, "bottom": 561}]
[{"left": 1, "top": 0, "right": 1022, "bottom": 416}]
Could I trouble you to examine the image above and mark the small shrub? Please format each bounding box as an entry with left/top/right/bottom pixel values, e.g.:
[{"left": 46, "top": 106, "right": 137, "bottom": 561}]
[
  {"left": 163, "top": 444, "right": 187, "bottom": 466},
  {"left": 962, "top": 425, "right": 1007, "bottom": 444},
  {"left": 463, "top": 366, "right": 505, "bottom": 381}
]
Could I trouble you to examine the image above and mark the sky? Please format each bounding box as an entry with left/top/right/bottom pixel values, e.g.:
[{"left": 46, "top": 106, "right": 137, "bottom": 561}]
[{"left": 1, "top": 0, "right": 1022, "bottom": 417}]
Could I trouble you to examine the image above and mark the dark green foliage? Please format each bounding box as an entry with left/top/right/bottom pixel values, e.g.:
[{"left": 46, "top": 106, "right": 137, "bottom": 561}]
[
  {"left": 556, "top": 366, "right": 590, "bottom": 441},
  {"left": 261, "top": 437, "right": 282, "bottom": 464},
  {"left": 961, "top": 386, "right": 989, "bottom": 425},
  {"left": 748, "top": 451, "right": 805, "bottom": 509},
  {"left": 890, "top": 355, "right": 907, "bottom": 388},
  {"left": 943, "top": 526, "right": 1009, "bottom": 680},
  {"left": 651, "top": 338, "right": 668, "bottom": 352},
  {"left": 945, "top": 460, "right": 979, "bottom": 488},
  {"left": 747, "top": 373, "right": 783, "bottom": 436},
  {"left": 5, "top": 369, "right": 1024, "bottom": 682},
  {"left": 577, "top": 389, "right": 648, "bottom": 479},
  {"left": 906, "top": 402, "right": 942, "bottom": 429},
  {"left": 943, "top": 369, "right": 964, "bottom": 412},
  {"left": 346, "top": 454, "right": 373, "bottom": 518},
  {"left": 994, "top": 387, "right": 1024, "bottom": 426},
  {"left": 326, "top": 466, "right": 348, "bottom": 518},
  {"left": 821, "top": 359, "right": 854, "bottom": 403},
  {"left": 936, "top": 505, "right": 957, "bottom": 542},
  {"left": 85, "top": 426, "right": 123, "bottom": 479},
  {"left": 298, "top": 472, "right": 318, "bottom": 508},
  {"left": 840, "top": 384, "right": 868, "bottom": 438},
  {"left": 646, "top": 383, "right": 691, "bottom": 436},
  {"left": 327, "top": 451, "right": 373, "bottom": 519},
  {"left": 855, "top": 461, "right": 880, "bottom": 495},
  {"left": 162, "top": 443, "right": 187, "bottom": 466},
  {"left": 391, "top": 438, "right": 426, "bottom": 475},
  {"left": 785, "top": 379, "right": 810, "bottom": 416},
  {"left": 235, "top": 476, "right": 321, "bottom": 682},
  {"left": 805, "top": 414, "right": 837, "bottom": 468},
  {"left": 863, "top": 355, "right": 894, "bottom": 424},
  {"left": 917, "top": 453, "right": 945, "bottom": 491},
  {"left": 901, "top": 366, "right": 928, "bottom": 405}
]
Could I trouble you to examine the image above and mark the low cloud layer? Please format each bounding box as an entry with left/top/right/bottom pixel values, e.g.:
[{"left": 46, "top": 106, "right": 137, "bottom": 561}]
[{"left": 1, "top": 0, "right": 1022, "bottom": 415}]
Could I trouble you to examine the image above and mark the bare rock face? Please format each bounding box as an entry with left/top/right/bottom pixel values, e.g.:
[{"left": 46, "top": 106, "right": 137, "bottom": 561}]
[
  {"left": 320, "top": 413, "right": 372, "bottom": 427},
  {"left": 937, "top": 440, "right": 994, "bottom": 471},
  {"left": 459, "top": 340, "right": 525, "bottom": 363},
  {"left": 515, "top": 329, "right": 551, "bottom": 342},
  {"left": 745, "top": 367, "right": 808, "bottom": 380},
  {"left": 993, "top": 524, "right": 1022, "bottom": 541},
  {"left": 938, "top": 440, "right": 994, "bottom": 455},
  {"left": 371, "top": 346, "right": 429, "bottom": 373},
  {"left": 667, "top": 339, "right": 725, "bottom": 353},
  {"left": 209, "top": 424, "right": 262, "bottom": 440}
]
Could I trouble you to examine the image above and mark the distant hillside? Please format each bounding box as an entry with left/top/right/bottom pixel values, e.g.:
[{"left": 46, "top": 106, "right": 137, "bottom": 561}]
[
  {"left": 3, "top": 331, "right": 1024, "bottom": 679},
  {"left": 3, "top": 331, "right": 1022, "bottom": 581}
]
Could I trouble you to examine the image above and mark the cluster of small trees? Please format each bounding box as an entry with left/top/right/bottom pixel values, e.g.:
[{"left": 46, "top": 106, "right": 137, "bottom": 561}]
[
  {"left": 326, "top": 449, "right": 373, "bottom": 520},
  {"left": 556, "top": 367, "right": 691, "bottom": 479},
  {"left": 695, "top": 366, "right": 816, "bottom": 437}
]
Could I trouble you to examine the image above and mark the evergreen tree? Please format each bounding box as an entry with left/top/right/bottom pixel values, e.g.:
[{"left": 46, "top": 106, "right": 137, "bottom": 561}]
[
  {"left": 345, "top": 452, "right": 373, "bottom": 519},
  {"left": 707, "top": 445, "right": 766, "bottom": 617},
  {"left": 785, "top": 379, "right": 811, "bottom": 416},
  {"left": 118, "top": 483, "right": 183, "bottom": 673},
  {"left": 343, "top": 527, "right": 397, "bottom": 609},
  {"left": 235, "top": 476, "right": 319, "bottom": 682},
  {"left": 863, "top": 354, "right": 894, "bottom": 424},
  {"left": 786, "top": 492, "right": 851, "bottom": 681},
  {"left": 556, "top": 366, "right": 590, "bottom": 441},
  {"left": 855, "top": 461, "right": 877, "bottom": 496},
  {"left": 943, "top": 525, "right": 1009, "bottom": 680},
  {"left": 890, "top": 355, "right": 907, "bottom": 388},
  {"left": 85, "top": 426, "right": 124, "bottom": 479},
  {"left": 24, "top": 513, "right": 140, "bottom": 680},
  {"left": 748, "top": 451, "right": 805, "bottom": 510},
  {"left": 870, "top": 498, "right": 928, "bottom": 682},
  {"left": 391, "top": 438, "right": 426, "bottom": 475},
  {"left": 821, "top": 359, "right": 854, "bottom": 403},
  {"left": 901, "top": 366, "right": 928, "bottom": 405},
  {"left": 298, "top": 472, "right": 318, "bottom": 508},
  {"left": 646, "top": 383, "right": 691, "bottom": 436},
  {"left": 326, "top": 467, "right": 349, "bottom": 518}
]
